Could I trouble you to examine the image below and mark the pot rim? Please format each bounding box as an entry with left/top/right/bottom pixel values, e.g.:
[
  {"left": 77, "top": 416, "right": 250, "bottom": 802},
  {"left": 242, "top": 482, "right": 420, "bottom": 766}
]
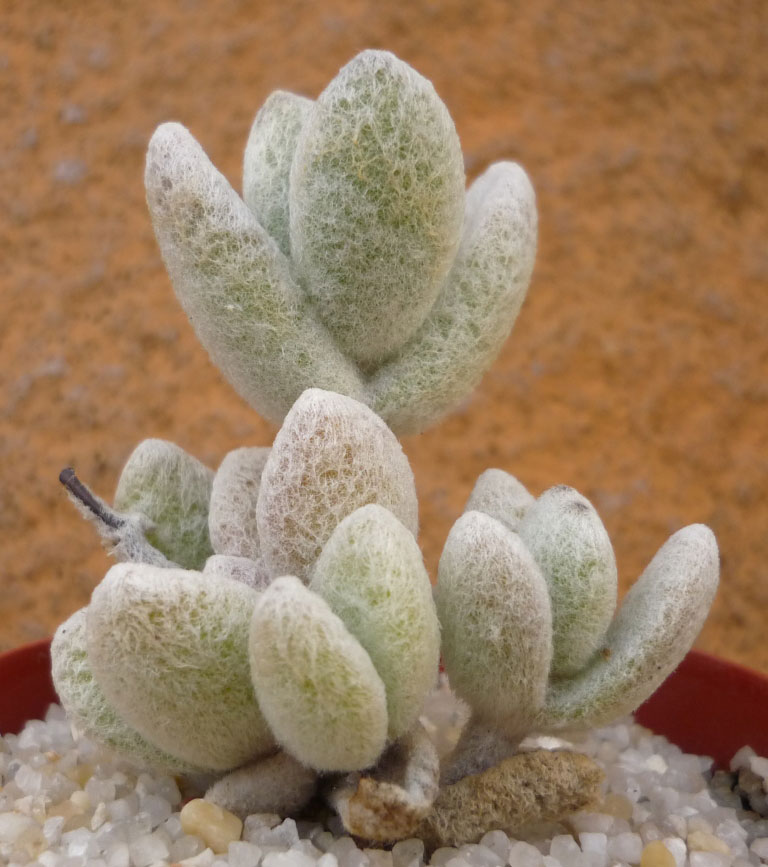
[{"left": 1, "top": 640, "right": 766, "bottom": 767}]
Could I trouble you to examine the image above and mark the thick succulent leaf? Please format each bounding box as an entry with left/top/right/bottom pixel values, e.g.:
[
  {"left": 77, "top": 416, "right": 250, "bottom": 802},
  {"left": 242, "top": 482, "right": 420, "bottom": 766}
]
[
  {"left": 257, "top": 389, "right": 418, "bottom": 581},
  {"left": 518, "top": 485, "right": 618, "bottom": 678},
  {"left": 417, "top": 750, "right": 603, "bottom": 849},
  {"left": 249, "top": 576, "right": 388, "bottom": 772},
  {"left": 539, "top": 524, "right": 719, "bottom": 731},
  {"left": 205, "top": 751, "right": 317, "bottom": 820},
  {"left": 51, "top": 609, "right": 198, "bottom": 772},
  {"left": 311, "top": 504, "right": 440, "bottom": 739},
  {"left": 370, "top": 161, "right": 537, "bottom": 434},
  {"left": 464, "top": 468, "right": 534, "bottom": 533},
  {"left": 290, "top": 50, "right": 465, "bottom": 366},
  {"left": 209, "top": 446, "right": 271, "bottom": 560},
  {"left": 243, "top": 91, "right": 313, "bottom": 257},
  {"left": 203, "top": 554, "right": 272, "bottom": 591},
  {"left": 327, "top": 722, "right": 439, "bottom": 842},
  {"left": 113, "top": 438, "right": 213, "bottom": 570},
  {"left": 145, "top": 122, "right": 365, "bottom": 424},
  {"left": 87, "top": 563, "right": 275, "bottom": 771},
  {"left": 437, "top": 511, "right": 552, "bottom": 738}
]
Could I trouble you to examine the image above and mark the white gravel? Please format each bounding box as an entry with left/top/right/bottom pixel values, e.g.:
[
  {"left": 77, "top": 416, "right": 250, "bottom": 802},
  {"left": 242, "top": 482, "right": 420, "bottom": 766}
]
[{"left": 1, "top": 692, "right": 767, "bottom": 867}]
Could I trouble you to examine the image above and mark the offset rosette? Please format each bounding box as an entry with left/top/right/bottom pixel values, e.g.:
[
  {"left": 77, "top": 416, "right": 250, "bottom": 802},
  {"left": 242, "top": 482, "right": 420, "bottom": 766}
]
[
  {"left": 145, "top": 50, "right": 537, "bottom": 433},
  {"left": 437, "top": 470, "right": 719, "bottom": 771},
  {"left": 55, "top": 389, "right": 441, "bottom": 826}
]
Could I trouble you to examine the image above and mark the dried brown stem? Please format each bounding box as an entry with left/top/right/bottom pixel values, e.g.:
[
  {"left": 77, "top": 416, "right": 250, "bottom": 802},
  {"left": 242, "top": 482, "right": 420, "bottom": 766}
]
[{"left": 59, "top": 467, "right": 125, "bottom": 530}]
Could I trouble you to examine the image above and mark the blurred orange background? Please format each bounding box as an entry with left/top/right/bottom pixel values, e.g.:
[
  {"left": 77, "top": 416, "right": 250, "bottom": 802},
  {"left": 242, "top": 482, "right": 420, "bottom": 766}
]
[{"left": 1, "top": 1, "right": 767, "bottom": 675}]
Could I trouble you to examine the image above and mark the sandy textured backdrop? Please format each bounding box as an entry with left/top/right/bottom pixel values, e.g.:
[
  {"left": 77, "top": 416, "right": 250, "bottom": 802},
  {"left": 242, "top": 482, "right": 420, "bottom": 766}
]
[{"left": 1, "top": 2, "right": 767, "bottom": 675}]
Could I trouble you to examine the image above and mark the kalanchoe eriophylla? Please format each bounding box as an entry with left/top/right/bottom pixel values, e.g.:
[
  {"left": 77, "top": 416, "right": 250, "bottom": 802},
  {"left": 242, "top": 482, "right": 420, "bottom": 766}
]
[
  {"left": 435, "top": 471, "right": 720, "bottom": 801},
  {"left": 144, "top": 49, "right": 537, "bottom": 435},
  {"left": 55, "top": 389, "right": 442, "bottom": 825},
  {"left": 51, "top": 45, "right": 722, "bottom": 848}
]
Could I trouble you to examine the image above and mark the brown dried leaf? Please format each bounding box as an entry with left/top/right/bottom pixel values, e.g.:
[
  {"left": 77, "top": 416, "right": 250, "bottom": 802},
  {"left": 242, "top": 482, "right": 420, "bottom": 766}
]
[{"left": 418, "top": 749, "right": 603, "bottom": 849}]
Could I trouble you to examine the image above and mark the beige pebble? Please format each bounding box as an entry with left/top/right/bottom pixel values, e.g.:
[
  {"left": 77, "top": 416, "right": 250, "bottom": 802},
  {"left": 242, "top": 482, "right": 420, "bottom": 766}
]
[
  {"left": 640, "top": 840, "right": 676, "bottom": 867},
  {"left": 687, "top": 831, "right": 730, "bottom": 855},
  {"left": 601, "top": 792, "right": 634, "bottom": 820},
  {"left": 180, "top": 798, "right": 243, "bottom": 854}
]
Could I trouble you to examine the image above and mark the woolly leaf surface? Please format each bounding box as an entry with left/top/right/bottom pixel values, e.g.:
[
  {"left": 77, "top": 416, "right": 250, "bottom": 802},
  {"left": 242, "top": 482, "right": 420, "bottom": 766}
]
[
  {"left": 249, "top": 576, "right": 388, "bottom": 772},
  {"left": 540, "top": 524, "right": 719, "bottom": 730},
  {"left": 113, "top": 438, "right": 213, "bottom": 570},
  {"left": 257, "top": 388, "right": 418, "bottom": 581},
  {"left": 370, "top": 161, "right": 537, "bottom": 434},
  {"left": 518, "top": 485, "right": 618, "bottom": 678},
  {"left": 290, "top": 50, "right": 465, "bottom": 365},
  {"left": 205, "top": 751, "right": 317, "bottom": 819},
  {"left": 209, "top": 446, "right": 271, "bottom": 560},
  {"left": 465, "top": 468, "right": 534, "bottom": 533},
  {"left": 145, "top": 122, "right": 365, "bottom": 423},
  {"left": 311, "top": 504, "right": 440, "bottom": 739},
  {"left": 203, "top": 554, "right": 272, "bottom": 591},
  {"left": 437, "top": 511, "right": 552, "bottom": 737},
  {"left": 87, "top": 563, "right": 275, "bottom": 771},
  {"left": 51, "top": 609, "right": 197, "bottom": 772},
  {"left": 243, "top": 91, "right": 313, "bottom": 257}
]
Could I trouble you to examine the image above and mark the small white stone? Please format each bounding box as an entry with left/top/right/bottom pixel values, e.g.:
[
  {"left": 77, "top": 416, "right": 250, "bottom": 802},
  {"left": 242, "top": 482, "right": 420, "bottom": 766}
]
[
  {"left": 263, "top": 850, "right": 318, "bottom": 867},
  {"left": 644, "top": 756, "right": 668, "bottom": 775},
  {"left": 688, "top": 854, "right": 730, "bottom": 867},
  {"left": 729, "top": 746, "right": 756, "bottom": 773},
  {"left": 228, "top": 840, "right": 263, "bottom": 867},
  {"left": 750, "top": 838, "right": 768, "bottom": 860},
  {"left": 331, "top": 836, "right": 370, "bottom": 867},
  {"left": 479, "top": 831, "right": 510, "bottom": 862},
  {"left": 107, "top": 795, "right": 139, "bottom": 822},
  {"left": 243, "top": 813, "right": 282, "bottom": 843},
  {"left": 139, "top": 793, "right": 172, "bottom": 828},
  {"left": 444, "top": 858, "right": 472, "bottom": 867},
  {"left": 570, "top": 814, "right": 615, "bottom": 835},
  {"left": 129, "top": 831, "right": 171, "bottom": 867},
  {"left": 163, "top": 814, "right": 184, "bottom": 841},
  {"left": 63, "top": 825, "right": 93, "bottom": 857},
  {"left": 749, "top": 755, "right": 768, "bottom": 781},
  {"left": 43, "top": 815, "right": 66, "bottom": 846},
  {"left": 318, "top": 853, "right": 340, "bottom": 867},
  {"left": 105, "top": 841, "right": 130, "bottom": 867},
  {"left": 170, "top": 834, "right": 205, "bottom": 861},
  {"left": 430, "top": 848, "right": 460, "bottom": 867},
  {"left": 313, "top": 833, "right": 337, "bottom": 854},
  {"left": 365, "top": 848, "right": 395, "bottom": 867},
  {"left": 508, "top": 841, "right": 545, "bottom": 867},
  {"left": 252, "top": 818, "right": 300, "bottom": 849},
  {"left": 579, "top": 832, "right": 608, "bottom": 867},
  {"left": 90, "top": 801, "right": 108, "bottom": 831},
  {"left": 687, "top": 817, "right": 714, "bottom": 836},
  {"left": 393, "top": 838, "right": 426, "bottom": 867},
  {"left": 178, "top": 849, "right": 217, "bottom": 867},
  {"left": 638, "top": 823, "right": 662, "bottom": 845},
  {"left": 660, "top": 839, "right": 686, "bottom": 867},
  {"left": 458, "top": 844, "right": 503, "bottom": 867},
  {"left": 607, "top": 832, "right": 643, "bottom": 865}
]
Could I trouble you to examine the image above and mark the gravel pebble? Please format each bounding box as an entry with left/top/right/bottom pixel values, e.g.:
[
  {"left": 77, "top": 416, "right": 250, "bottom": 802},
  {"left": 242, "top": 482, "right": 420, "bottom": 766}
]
[{"left": 2, "top": 689, "right": 768, "bottom": 867}]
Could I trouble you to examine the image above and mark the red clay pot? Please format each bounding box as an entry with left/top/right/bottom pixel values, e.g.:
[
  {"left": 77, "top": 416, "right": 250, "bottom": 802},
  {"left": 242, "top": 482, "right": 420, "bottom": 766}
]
[{"left": 1, "top": 641, "right": 766, "bottom": 768}]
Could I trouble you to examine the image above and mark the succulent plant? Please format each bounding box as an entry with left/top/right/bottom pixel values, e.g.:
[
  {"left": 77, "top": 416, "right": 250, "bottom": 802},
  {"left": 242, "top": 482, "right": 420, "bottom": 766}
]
[
  {"left": 52, "top": 47, "right": 721, "bottom": 849},
  {"left": 437, "top": 471, "right": 720, "bottom": 789},
  {"left": 144, "top": 49, "right": 537, "bottom": 435},
  {"left": 54, "top": 389, "right": 441, "bottom": 821}
]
